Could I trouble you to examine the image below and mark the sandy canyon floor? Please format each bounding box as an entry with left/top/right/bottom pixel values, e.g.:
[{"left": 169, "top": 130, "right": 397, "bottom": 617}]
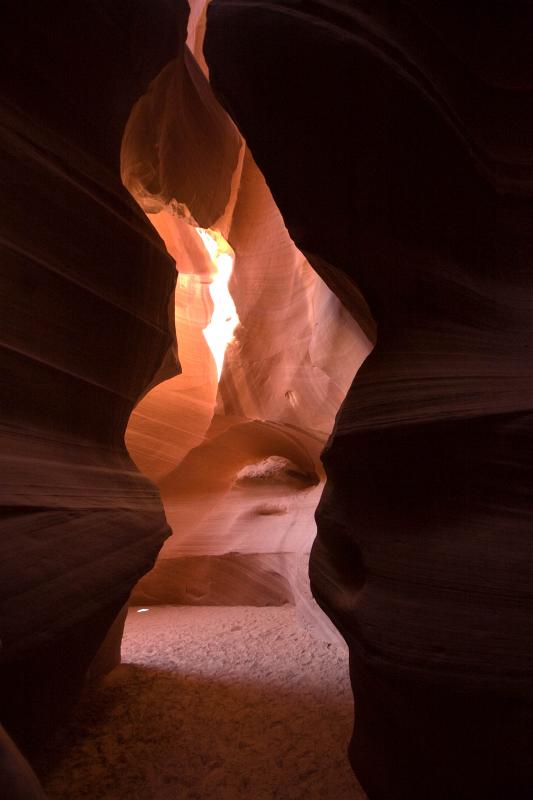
[{"left": 36, "top": 606, "right": 366, "bottom": 799}]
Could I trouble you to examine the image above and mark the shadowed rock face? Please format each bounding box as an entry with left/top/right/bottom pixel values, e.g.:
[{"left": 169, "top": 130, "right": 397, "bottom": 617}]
[
  {"left": 205, "top": 2, "right": 533, "bottom": 798},
  {"left": 0, "top": 724, "right": 46, "bottom": 800},
  {"left": 2, "top": 1, "right": 532, "bottom": 794},
  {"left": 0, "top": 1, "right": 187, "bottom": 746}
]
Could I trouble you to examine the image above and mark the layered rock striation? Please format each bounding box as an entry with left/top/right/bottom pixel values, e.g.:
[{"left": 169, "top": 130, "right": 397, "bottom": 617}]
[
  {"left": 0, "top": 1, "right": 186, "bottom": 745},
  {"left": 205, "top": 2, "right": 533, "bottom": 798},
  {"left": 2, "top": 2, "right": 532, "bottom": 795}
]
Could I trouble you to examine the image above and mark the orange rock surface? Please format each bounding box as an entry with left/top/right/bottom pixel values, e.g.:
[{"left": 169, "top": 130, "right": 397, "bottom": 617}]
[{"left": 122, "top": 15, "right": 372, "bottom": 625}]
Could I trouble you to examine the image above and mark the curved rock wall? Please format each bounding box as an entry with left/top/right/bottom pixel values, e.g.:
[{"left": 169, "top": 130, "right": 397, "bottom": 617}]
[
  {"left": 205, "top": 2, "right": 533, "bottom": 798},
  {"left": 122, "top": 5, "right": 371, "bottom": 628},
  {"left": 3, "top": 3, "right": 531, "bottom": 793},
  {"left": 0, "top": 1, "right": 186, "bottom": 746}
]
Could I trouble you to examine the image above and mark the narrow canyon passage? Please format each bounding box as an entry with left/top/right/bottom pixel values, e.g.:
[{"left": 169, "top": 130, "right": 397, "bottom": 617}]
[
  {"left": 121, "top": 0, "right": 371, "bottom": 644},
  {"left": 2, "top": 4, "right": 532, "bottom": 800},
  {"left": 34, "top": 7, "right": 371, "bottom": 796}
]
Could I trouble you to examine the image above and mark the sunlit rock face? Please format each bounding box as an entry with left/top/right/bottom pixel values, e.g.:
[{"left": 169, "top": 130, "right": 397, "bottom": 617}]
[
  {"left": 123, "top": 9, "right": 372, "bottom": 633},
  {"left": 205, "top": 2, "right": 533, "bottom": 799},
  {"left": 0, "top": 1, "right": 187, "bottom": 745}
]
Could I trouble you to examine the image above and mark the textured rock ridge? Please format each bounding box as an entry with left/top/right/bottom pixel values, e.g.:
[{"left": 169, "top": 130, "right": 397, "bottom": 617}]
[
  {"left": 0, "top": 1, "right": 186, "bottom": 745},
  {"left": 205, "top": 2, "right": 533, "bottom": 798}
]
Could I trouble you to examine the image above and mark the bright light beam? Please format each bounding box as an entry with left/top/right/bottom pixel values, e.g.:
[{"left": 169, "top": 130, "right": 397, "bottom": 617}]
[{"left": 194, "top": 227, "right": 239, "bottom": 380}]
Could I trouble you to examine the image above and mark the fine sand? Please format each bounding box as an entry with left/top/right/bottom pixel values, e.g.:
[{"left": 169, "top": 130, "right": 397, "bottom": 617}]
[{"left": 36, "top": 605, "right": 366, "bottom": 799}]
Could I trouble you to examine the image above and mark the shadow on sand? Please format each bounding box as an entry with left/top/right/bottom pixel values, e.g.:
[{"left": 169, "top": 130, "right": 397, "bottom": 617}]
[{"left": 34, "top": 660, "right": 364, "bottom": 799}]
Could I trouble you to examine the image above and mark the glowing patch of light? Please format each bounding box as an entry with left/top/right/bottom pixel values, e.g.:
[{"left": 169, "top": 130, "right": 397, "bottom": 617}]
[
  {"left": 137, "top": 608, "right": 150, "bottom": 613},
  {"left": 194, "top": 227, "right": 239, "bottom": 380}
]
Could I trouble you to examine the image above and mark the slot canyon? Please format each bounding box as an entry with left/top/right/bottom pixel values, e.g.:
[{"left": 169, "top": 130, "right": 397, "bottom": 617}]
[{"left": 1, "top": 2, "right": 532, "bottom": 799}]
